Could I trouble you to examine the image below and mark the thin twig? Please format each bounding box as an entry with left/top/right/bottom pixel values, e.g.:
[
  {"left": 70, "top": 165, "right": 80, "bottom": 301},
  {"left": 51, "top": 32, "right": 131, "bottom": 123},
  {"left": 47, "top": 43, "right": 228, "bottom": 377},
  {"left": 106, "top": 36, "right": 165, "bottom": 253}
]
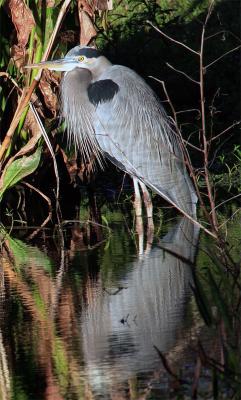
[
  {"left": 51, "top": 245, "right": 66, "bottom": 317},
  {"left": 199, "top": 0, "right": 218, "bottom": 231},
  {"left": 176, "top": 108, "right": 201, "bottom": 117},
  {"left": 148, "top": 76, "right": 209, "bottom": 222},
  {"left": 181, "top": 138, "right": 202, "bottom": 152},
  {"left": 205, "top": 30, "right": 241, "bottom": 43},
  {"left": 148, "top": 77, "right": 177, "bottom": 126},
  {"left": 23, "top": 181, "right": 52, "bottom": 239},
  {"left": 191, "top": 357, "right": 202, "bottom": 399},
  {"left": 209, "top": 88, "right": 221, "bottom": 140},
  {"left": 213, "top": 193, "right": 241, "bottom": 212},
  {"left": 61, "top": 219, "right": 112, "bottom": 232},
  {"left": 42, "top": 0, "right": 72, "bottom": 62},
  {"left": 0, "top": 72, "right": 21, "bottom": 91},
  {"left": 0, "top": 87, "right": 29, "bottom": 162},
  {"left": 205, "top": 44, "right": 241, "bottom": 69},
  {"left": 147, "top": 20, "right": 199, "bottom": 56},
  {"left": 154, "top": 345, "right": 187, "bottom": 384},
  {"left": 169, "top": 119, "right": 203, "bottom": 152},
  {"left": 208, "top": 134, "right": 232, "bottom": 168},
  {"left": 117, "top": 172, "right": 128, "bottom": 203},
  {"left": 166, "top": 62, "right": 199, "bottom": 85},
  {"left": 29, "top": 102, "right": 60, "bottom": 200},
  {"left": 211, "top": 120, "right": 241, "bottom": 142}
]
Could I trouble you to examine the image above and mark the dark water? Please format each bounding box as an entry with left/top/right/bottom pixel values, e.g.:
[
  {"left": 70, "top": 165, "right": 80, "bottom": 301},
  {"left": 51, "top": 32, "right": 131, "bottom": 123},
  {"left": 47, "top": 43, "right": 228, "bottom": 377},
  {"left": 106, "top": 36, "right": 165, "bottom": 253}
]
[{"left": 0, "top": 215, "right": 216, "bottom": 399}]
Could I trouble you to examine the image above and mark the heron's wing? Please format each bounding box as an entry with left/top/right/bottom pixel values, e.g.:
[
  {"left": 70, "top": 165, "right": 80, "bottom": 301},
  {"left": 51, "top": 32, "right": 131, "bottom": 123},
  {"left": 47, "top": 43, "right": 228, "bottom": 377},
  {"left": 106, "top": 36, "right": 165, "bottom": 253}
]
[{"left": 91, "top": 65, "right": 197, "bottom": 217}]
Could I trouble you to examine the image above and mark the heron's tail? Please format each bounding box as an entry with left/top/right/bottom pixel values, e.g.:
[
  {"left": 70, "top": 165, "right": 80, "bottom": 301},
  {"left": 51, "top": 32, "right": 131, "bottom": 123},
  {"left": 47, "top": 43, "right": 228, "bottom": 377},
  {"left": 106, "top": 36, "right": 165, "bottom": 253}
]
[{"left": 140, "top": 174, "right": 197, "bottom": 221}]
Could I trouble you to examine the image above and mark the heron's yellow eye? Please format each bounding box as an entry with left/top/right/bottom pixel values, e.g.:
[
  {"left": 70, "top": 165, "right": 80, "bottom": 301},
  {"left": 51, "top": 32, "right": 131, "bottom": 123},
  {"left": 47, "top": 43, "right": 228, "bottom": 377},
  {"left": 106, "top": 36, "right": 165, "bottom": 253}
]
[{"left": 78, "top": 55, "right": 85, "bottom": 62}]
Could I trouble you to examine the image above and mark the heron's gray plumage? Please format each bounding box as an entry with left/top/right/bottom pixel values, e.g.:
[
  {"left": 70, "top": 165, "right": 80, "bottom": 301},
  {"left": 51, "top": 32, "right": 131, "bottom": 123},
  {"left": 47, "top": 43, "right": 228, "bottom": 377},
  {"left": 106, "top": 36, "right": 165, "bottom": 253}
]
[
  {"left": 60, "top": 68, "right": 104, "bottom": 167},
  {"left": 53, "top": 46, "right": 197, "bottom": 217},
  {"left": 92, "top": 65, "right": 197, "bottom": 216}
]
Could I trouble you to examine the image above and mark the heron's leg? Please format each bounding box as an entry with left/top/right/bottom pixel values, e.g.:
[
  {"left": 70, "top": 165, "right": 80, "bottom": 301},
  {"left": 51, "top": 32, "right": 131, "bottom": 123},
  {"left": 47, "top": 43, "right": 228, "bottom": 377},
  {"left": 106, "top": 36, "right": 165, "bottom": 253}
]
[
  {"left": 144, "top": 223, "right": 154, "bottom": 255},
  {"left": 133, "top": 177, "right": 144, "bottom": 255},
  {"left": 136, "top": 216, "right": 144, "bottom": 256},
  {"left": 138, "top": 181, "right": 154, "bottom": 253},
  {"left": 133, "top": 177, "right": 142, "bottom": 217},
  {"left": 139, "top": 181, "right": 153, "bottom": 219}
]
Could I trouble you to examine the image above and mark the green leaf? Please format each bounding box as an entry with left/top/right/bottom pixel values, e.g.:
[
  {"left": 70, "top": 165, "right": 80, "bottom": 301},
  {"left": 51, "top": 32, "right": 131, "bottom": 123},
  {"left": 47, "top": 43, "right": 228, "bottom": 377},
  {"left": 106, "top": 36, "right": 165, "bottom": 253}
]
[
  {"left": 101, "top": 215, "right": 109, "bottom": 227},
  {"left": 53, "top": 337, "right": 69, "bottom": 389},
  {"left": 0, "top": 147, "right": 41, "bottom": 201},
  {"left": 0, "top": 225, "right": 53, "bottom": 273},
  {"left": 7, "top": 236, "right": 53, "bottom": 274}
]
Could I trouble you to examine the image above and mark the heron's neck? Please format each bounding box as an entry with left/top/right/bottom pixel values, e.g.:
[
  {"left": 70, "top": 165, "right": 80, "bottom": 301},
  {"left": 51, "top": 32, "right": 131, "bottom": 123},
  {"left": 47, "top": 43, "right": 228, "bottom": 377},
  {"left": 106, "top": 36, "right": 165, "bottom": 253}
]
[
  {"left": 62, "top": 68, "right": 92, "bottom": 103},
  {"left": 91, "top": 56, "right": 112, "bottom": 81}
]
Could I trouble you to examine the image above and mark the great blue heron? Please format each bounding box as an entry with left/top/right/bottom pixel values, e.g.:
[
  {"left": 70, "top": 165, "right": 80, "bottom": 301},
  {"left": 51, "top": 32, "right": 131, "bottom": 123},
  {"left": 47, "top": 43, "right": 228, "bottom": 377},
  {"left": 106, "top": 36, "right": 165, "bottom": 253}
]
[{"left": 26, "top": 46, "right": 197, "bottom": 220}]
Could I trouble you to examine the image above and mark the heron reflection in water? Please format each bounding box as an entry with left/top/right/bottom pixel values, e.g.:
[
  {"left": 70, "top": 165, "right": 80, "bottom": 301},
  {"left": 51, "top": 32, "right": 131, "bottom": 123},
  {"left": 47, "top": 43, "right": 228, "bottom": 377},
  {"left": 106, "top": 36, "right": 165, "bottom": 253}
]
[
  {"left": 80, "top": 217, "right": 200, "bottom": 396},
  {"left": 26, "top": 46, "right": 197, "bottom": 223}
]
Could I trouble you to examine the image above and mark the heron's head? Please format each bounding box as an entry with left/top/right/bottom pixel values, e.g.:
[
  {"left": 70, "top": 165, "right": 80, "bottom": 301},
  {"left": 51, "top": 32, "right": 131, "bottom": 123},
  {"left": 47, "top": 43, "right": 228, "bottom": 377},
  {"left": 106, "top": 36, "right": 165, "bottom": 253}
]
[{"left": 25, "top": 46, "right": 111, "bottom": 79}]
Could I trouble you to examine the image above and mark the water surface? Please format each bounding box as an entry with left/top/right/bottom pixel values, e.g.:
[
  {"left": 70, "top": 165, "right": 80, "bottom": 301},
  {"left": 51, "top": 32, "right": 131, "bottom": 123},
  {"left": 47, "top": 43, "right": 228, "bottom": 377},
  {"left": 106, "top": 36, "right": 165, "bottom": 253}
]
[{"left": 0, "top": 216, "right": 210, "bottom": 399}]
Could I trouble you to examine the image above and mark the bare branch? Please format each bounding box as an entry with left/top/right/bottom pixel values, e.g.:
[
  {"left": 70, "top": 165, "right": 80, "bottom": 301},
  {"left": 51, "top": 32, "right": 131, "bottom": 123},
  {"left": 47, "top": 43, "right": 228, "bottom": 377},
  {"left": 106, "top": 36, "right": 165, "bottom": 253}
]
[
  {"left": 205, "top": 30, "right": 241, "bottom": 43},
  {"left": 204, "top": 0, "right": 215, "bottom": 25},
  {"left": 23, "top": 181, "right": 52, "bottom": 239},
  {"left": 148, "top": 76, "right": 207, "bottom": 218},
  {"left": 176, "top": 109, "right": 201, "bottom": 117},
  {"left": 205, "top": 30, "right": 227, "bottom": 41},
  {"left": 41, "top": 0, "right": 72, "bottom": 62},
  {"left": 0, "top": 72, "right": 21, "bottom": 91},
  {"left": 208, "top": 134, "right": 231, "bottom": 168},
  {"left": 146, "top": 20, "right": 199, "bottom": 56},
  {"left": 184, "top": 141, "right": 203, "bottom": 153},
  {"left": 214, "top": 194, "right": 241, "bottom": 212},
  {"left": 205, "top": 44, "right": 241, "bottom": 69},
  {"left": 29, "top": 102, "right": 60, "bottom": 200},
  {"left": 199, "top": 0, "right": 218, "bottom": 231},
  {"left": 148, "top": 76, "right": 177, "bottom": 126},
  {"left": 211, "top": 120, "right": 241, "bottom": 142},
  {"left": 166, "top": 63, "right": 199, "bottom": 85},
  {"left": 149, "top": 77, "right": 201, "bottom": 155},
  {"left": 218, "top": 208, "right": 241, "bottom": 229},
  {"left": 182, "top": 139, "right": 202, "bottom": 152}
]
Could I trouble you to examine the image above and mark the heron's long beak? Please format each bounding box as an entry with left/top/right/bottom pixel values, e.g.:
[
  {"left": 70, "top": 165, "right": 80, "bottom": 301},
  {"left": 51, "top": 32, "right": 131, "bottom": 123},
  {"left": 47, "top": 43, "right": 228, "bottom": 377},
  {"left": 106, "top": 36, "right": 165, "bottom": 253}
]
[{"left": 24, "top": 58, "right": 78, "bottom": 72}]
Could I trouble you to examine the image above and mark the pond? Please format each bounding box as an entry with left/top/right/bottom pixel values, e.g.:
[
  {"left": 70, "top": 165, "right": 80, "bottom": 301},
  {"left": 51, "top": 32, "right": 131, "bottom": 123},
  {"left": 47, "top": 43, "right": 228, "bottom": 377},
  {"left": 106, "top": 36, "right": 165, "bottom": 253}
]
[{"left": 0, "top": 207, "right": 240, "bottom": 399}]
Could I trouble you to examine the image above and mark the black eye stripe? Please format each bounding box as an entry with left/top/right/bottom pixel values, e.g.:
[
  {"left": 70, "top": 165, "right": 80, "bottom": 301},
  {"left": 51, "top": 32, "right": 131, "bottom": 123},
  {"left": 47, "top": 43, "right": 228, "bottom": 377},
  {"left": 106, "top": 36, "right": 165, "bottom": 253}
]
[
  {"left": 66, "top": 46, "right": 101, "bottom": 59},
  {"left": 78, "top": 48, "right": 101, "bottom": 58}
]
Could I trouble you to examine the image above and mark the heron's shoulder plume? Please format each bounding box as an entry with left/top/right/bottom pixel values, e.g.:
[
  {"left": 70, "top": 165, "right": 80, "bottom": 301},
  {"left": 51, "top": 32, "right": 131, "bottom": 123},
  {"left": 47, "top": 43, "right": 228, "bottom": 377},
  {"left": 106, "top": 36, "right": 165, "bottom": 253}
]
[
  {"left": 102, "top": 65, "right": 181, "bottom": 157},
  {"left": 60, "top": 70, "right": 104, "bottom": 170}
]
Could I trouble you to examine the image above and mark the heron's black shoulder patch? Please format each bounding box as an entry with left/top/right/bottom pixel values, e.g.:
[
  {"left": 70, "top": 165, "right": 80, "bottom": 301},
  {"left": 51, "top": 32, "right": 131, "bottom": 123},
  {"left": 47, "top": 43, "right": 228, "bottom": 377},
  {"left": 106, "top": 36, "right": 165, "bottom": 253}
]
[{"left": 88, "top": 79, "right": 119, "bottom": 106}]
